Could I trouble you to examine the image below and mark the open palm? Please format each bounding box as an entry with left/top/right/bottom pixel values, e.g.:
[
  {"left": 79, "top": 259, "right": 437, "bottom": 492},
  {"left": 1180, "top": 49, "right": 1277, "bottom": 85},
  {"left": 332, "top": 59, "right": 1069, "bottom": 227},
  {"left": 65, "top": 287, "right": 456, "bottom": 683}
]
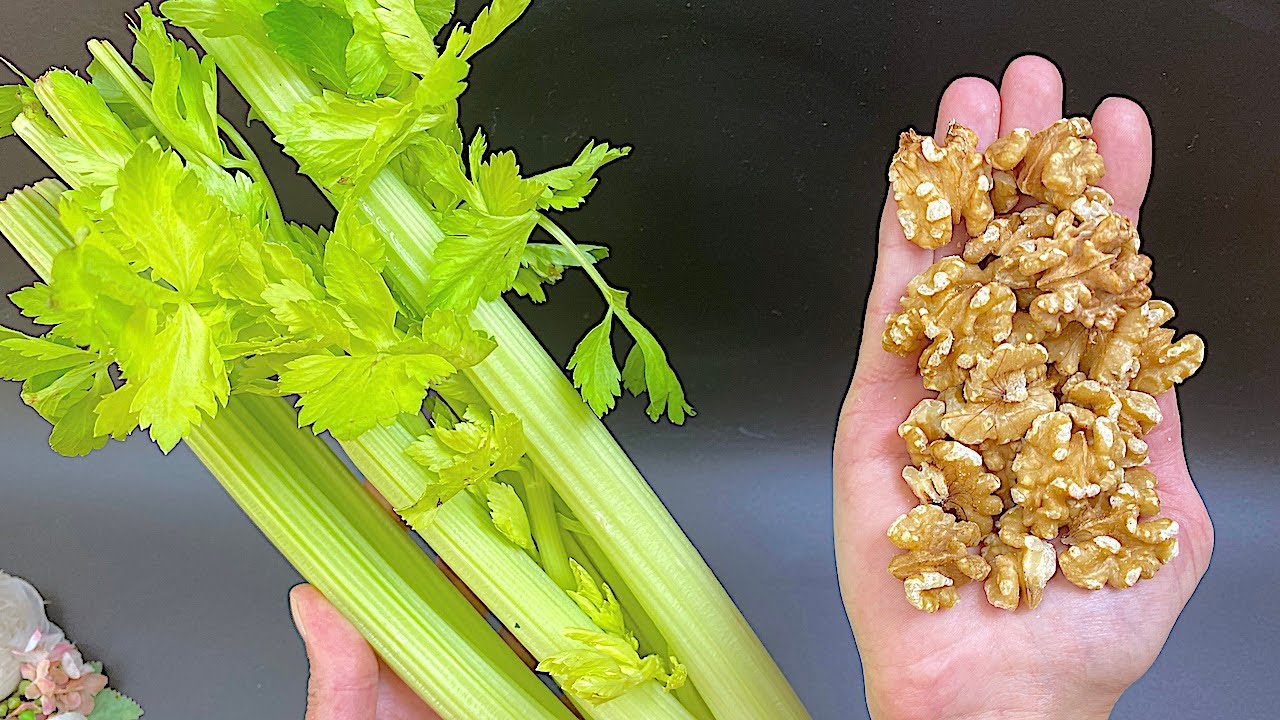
[{"left": 834, "top": 56, "right": 1214, "bottom": 720}]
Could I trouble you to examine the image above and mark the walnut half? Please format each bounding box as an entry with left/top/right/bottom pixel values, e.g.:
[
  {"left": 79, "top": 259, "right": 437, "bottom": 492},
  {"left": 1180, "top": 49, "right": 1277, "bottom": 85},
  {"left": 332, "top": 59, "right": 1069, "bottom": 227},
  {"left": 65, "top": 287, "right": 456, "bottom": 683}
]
[
  {"left": 888, "top": 505, "right": 990, "bottom": 612},
  {"left": 889, "top": 124, "right": 995, "bottom": 249}
]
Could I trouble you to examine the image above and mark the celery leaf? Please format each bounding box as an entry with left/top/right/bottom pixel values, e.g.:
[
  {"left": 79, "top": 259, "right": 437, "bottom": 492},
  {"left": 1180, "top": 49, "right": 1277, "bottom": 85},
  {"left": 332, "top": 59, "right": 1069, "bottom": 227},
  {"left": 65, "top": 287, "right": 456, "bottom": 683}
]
[
  {"left": 533, "top": 141, "right": 630, "bottom": 212},
  {"left": 566, "top": 313, "right": 621, "bottom": 417},
  {"left": 618, "top": 312, "right": 692, "bottom": 424},
  {"left": 280, "top": 342, "right": 455, "bottom": 438},
  {"left": 486, "top": 480, "right": 534, "bottom": 552},
  {"left": 86, "top": 688, "right": 144, "bottom": 720},
  {"left": 264, "top": 0, "right": 354, "bottom": 91},
  {"left": 131, "top": 5, "right": 225, "bottom": 162}
]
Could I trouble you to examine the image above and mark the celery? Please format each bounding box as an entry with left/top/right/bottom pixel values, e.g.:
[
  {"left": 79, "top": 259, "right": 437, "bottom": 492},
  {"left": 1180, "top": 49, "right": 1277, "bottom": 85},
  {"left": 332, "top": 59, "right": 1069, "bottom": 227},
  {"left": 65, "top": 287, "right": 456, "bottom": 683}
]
[
  {"left": 182, "top": 19, "right": 810, "bottom": 720},
  {"left": 0, "top": 184, "right": 573, "bottom": 720}
]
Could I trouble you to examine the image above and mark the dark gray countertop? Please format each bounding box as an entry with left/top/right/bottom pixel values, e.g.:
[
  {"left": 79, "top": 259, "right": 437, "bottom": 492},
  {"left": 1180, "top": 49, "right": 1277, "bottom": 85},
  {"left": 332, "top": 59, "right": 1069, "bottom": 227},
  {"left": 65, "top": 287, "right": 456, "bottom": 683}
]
[{"left": 2, "top": 1, "right": 1277, "bottom": 718}]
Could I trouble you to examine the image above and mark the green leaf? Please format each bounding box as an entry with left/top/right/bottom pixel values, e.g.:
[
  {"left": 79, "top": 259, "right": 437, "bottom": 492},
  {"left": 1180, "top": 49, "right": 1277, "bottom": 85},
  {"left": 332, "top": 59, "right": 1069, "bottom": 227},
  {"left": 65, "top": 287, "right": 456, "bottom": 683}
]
[
  {"left": 0, "top": 84, "right": 25, "bottom": 138},
  {"left": 474, "top": 149, "right": 543, "bottom": 216},
  {"left": 566, "top": 313, "right": 620, "bottom": 417},
  {"left": 261, "top": 279, "right": 353, "bottom": 349},
  {"left": 486, "top": 480, "right": 533, "bottom": 552},
  {"left": 87, "top": 688, "right": 145, "bottom": 720},
  {"left": 402, "top": 136, "right": 475, "bottom": 204},
  {"left": 405, "top": 407, "right": 523, "bottom": 508},
  {"left": 131, "top": 5, "right": 225, "bottom": 162},
  {"left": 426, "top": 210, "right": 535, "bottom": 310},
  {"left": 534, "top": 141, "right": 630, "bottom": 211},
  {"left": 344, "top": 0, "right": 402, "bottom": 98},
  {"left": 617, "top": 312, "right": 692, "bottom": 424},
  {"left": 536, "top": 629, "right": 685, "bottom": 704},
  {"left": 462, "top": 0, "right": 529, "bottom": 60},
  {"left": 323, "top": 217, "right": 398, "bottom": 346},
  {"left": 280, "top": 340, "right": 455, "bottom": 438},
  {"left": 511, "top": 242, "right": 608, "bottom": 302},
  {"left": 160, "top": 0, "right": 273, "bottom": 43},
  {"left": 110, "top": 143, "right": 241, "bottom": 295},
  {"left": 411, "top": 29, "right": 469, "bottom": 107},
  {"left": 420, "top": 309, "right": 496, "bottom": 368},
  {"left": 94, "top": 382, "right": 141, "bottom": 441},
  {"left": 264, "top": 0, "right": 354, "bottom": 91},
  {"left": 276, "top": 90, "right": 441, "bottom": 200},
  {"left": 566, "top": 559, "right": 629, "bottom": 640},
  {"left": 116, "top": 303, "right": 231, "bottom": 452},
  {"left": 0, "top": 327, "right": 100, "bottom": 381},
  {"left": 375, "top": 0, "right": 440, "bottom": 74},
  {"left": 49, "top": 369, "right": 114, "bottom": 456},
  {"left": 415, "top": 0, "right": 455, "bottom": 36}
]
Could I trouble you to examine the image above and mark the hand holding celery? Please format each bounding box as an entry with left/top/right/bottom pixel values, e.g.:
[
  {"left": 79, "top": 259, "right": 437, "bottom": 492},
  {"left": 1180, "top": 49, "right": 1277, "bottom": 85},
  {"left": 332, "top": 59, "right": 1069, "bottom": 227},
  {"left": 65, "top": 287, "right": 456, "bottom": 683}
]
[{"left": 0, "top": 2, "right": 809, "bottom": 718}]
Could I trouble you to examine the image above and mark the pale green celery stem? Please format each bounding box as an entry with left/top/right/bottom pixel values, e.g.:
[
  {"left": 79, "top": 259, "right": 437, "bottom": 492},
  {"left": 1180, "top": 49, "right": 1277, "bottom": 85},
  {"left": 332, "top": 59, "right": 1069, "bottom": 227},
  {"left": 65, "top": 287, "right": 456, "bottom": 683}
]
[
  {"left": 197, "top": 28, "right": 810, "bottom": 720},
  {"left": 521, "top": 464, "right": 575, "bottom": 591},
  {"left": 0, "top": 180, "right": 73, "bottom": 275},
  {"left": 344, "top": 418, "right": 698, "bottom": 720},
  {"left": 0, "top": 183, "right": 572, "bottom": 720},
  {"left": 12, "top": 116, "right": 83, "bottom": 187}
]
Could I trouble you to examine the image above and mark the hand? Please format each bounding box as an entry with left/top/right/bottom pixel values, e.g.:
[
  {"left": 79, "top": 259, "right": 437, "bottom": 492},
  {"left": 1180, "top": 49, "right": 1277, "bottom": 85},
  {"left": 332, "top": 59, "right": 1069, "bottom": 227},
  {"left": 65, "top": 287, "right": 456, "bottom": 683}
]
[
  {"left": 289, "top": 584, "right": 442, "bottom": 720},
  {"left": 834, "top": 56, "right": 1214, "bottom": 720}
]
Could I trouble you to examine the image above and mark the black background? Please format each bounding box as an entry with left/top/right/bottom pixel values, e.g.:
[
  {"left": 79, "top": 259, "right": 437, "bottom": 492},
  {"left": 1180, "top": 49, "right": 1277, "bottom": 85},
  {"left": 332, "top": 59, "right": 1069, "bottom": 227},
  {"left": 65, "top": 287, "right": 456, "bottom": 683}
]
[{"left": 2, "top": 1, "right": 1277, "bottom": 718}]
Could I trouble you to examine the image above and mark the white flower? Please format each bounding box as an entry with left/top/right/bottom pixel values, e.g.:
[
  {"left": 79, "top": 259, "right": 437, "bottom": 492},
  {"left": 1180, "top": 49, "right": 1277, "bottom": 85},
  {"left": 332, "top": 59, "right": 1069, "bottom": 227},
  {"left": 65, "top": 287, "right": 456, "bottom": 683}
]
[
  {"left": 49, "top": 714, "right": 89, "bottom": 720},
  {"left": 0, "top": 570, "right": 64, "bottom": 697}
]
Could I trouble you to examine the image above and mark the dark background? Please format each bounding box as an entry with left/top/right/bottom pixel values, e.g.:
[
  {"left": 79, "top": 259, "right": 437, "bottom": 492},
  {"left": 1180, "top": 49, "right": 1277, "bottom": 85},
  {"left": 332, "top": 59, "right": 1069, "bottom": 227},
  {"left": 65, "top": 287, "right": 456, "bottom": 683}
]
[{"left": 2, "top": 1, "right": 1277, "bottom": 718}]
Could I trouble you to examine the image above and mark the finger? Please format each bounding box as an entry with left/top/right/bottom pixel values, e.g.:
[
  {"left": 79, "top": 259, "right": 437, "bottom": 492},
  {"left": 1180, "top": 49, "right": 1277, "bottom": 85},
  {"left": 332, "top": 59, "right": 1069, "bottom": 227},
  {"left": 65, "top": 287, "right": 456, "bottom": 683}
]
[
  {"left": 291, "top": 585, "right": 380, "bottom": 720},
  {"left": 378, "top": 660, "right": 443, "bottom": 720},
  {"left": 998, "top": 55, "right": 1064, "bottom": 136},
  {"left": 935, "top": 76, "right": 1003, "bottom": 150},
  {"left": 932, "top": 76, "right": 1002, "bottom": 260},
  {"left": 1090, "top": 96, "right": 1153, "bottom": 220}
]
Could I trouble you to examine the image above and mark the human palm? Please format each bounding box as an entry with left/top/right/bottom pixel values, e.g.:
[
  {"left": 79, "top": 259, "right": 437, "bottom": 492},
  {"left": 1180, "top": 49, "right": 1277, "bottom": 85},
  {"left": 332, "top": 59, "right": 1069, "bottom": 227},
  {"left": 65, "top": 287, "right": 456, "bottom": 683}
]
[{"left": 834, "top": 56, "right": 1214, "bottom": 720}]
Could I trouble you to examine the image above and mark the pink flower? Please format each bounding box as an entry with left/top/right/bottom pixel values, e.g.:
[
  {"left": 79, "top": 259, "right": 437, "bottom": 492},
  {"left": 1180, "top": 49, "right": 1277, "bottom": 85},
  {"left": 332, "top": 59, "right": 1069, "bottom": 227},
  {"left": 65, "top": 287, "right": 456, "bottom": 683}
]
[{"left": 13, "top": 631, "right": 107, "bottom": 718}]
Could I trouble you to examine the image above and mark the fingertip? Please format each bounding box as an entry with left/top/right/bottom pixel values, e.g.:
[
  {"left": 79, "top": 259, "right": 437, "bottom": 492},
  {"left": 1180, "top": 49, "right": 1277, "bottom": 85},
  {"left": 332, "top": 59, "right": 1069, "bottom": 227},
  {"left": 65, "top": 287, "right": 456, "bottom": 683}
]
[
  {"left": 1091, "top": 96, "right": 1153, "bottom": 218},
  {"left": 999, "top": 54, "right": 1065, "bottom": 135},
  {"left": 936, "top": 76, "right": 1002, "bottom": 149}
]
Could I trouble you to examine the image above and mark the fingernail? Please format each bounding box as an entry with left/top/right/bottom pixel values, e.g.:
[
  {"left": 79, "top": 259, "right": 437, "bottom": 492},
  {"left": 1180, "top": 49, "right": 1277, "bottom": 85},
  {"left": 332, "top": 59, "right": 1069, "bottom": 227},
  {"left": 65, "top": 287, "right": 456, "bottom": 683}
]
[{"left": 289, "top": 588, "right": 308, "bottom": 642}]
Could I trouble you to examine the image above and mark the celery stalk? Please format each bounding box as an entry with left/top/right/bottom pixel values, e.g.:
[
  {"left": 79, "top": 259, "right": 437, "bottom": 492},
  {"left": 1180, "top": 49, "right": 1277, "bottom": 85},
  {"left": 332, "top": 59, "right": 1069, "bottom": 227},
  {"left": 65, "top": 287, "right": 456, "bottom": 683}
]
[
  {"left": 189, "top": 31, "right": 810, "bottom": 720},
  {"left": 0, "top": 184, "right": 574, "bottom": 720}
]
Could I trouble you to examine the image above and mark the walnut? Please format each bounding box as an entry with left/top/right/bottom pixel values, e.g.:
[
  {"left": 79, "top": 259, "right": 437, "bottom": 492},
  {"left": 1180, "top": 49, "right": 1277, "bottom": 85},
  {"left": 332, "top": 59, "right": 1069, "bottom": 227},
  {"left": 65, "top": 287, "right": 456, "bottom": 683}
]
[
  {"left": 1059, "top": 469, "right": 1178, "bottom": 590},
  {"left": 899, "top": 398, "right": 945, "bottom": 466},
  {"left": 889, "top": 124, "right": 995, "bottom": 249},
  {"left": 988, "top": 118, "right": 1105, "bottom": 210},
  {"left": 1083, "top": 300, "right": 1205, "bottom": 394},
  {"left": 1028, "top": 207, "right": 1153, "bottom": 333},
  {"left": 979, "top": 438, "right": 1020, "bottom": 506},
  {"left": 982, "top": 527, "right": 1056, "bottom": 611},
  {"left": 883, "top": 258, "right": 1017, "bottom": 391},
  {"left": 940, "top": 343, "right": 1058, "bottom": 444},
  {"left": 1010, "top": 411, "right": 1125, "bottom": 539},
  {"left": 887, "top": 505, "right": 990, "bottom": 612},
  {"left": 1059, "top": 373, "right": 1161, "bottom": 468},
  {"left": 902, "top": 440, "right": 1003, "bottom": 534},
  {"left": 991, "top": 170, "right": 1019, "bottom": 214}
]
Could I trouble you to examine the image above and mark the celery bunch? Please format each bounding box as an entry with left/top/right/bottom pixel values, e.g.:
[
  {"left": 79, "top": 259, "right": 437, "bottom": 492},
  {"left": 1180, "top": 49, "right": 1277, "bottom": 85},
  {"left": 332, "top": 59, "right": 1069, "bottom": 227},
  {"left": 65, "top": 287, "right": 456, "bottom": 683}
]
[{"left": 0, "top": 3, "right": 809, "bottom": 718}]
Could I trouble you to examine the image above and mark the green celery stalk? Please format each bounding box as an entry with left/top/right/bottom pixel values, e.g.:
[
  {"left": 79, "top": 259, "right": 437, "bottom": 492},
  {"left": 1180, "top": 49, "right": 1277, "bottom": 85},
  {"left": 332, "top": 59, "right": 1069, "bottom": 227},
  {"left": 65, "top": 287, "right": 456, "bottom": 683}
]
[
  {"left": 0, "top": 182, "right": 574, "bottom": 720},
  {"left": 185, "top": 28, "right": 809, "bottom": 720}
]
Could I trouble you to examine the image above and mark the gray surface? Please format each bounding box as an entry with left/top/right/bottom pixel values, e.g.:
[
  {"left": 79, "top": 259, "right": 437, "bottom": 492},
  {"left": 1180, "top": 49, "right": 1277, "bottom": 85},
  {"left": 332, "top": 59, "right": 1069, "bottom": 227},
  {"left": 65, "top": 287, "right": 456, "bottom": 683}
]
[{"left": 2, "top": 1, "right": 1278, "bottom": 718}]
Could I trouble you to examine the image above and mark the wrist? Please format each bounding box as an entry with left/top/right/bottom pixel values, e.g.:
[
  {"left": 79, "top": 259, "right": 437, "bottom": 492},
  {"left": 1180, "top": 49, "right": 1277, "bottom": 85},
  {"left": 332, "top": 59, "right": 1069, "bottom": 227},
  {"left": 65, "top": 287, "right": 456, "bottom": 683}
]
[{"left": 864, "top": 671, "right": 1119, "bottom": 720}]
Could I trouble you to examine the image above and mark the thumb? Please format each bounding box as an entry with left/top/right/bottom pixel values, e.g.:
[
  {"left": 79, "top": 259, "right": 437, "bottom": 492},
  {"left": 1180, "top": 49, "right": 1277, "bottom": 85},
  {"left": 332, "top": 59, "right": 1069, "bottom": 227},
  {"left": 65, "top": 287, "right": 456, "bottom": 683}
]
[{"left": 290, "top": 584, "right": 380, "bottom": 720}]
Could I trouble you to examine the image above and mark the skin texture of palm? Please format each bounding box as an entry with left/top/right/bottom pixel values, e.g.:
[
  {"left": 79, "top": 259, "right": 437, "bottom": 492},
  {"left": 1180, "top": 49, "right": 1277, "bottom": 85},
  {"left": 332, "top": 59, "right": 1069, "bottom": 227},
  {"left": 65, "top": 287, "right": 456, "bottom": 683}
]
[{"left": 835, "top": 55, "right": 1213, "bottom": 720}]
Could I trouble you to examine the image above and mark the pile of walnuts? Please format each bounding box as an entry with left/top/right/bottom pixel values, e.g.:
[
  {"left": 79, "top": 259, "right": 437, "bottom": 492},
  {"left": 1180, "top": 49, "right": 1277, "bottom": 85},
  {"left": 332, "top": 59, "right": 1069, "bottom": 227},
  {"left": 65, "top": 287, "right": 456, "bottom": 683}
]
[{"left": 883, "top": 119, "right": 1204, "bottom": 612}]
